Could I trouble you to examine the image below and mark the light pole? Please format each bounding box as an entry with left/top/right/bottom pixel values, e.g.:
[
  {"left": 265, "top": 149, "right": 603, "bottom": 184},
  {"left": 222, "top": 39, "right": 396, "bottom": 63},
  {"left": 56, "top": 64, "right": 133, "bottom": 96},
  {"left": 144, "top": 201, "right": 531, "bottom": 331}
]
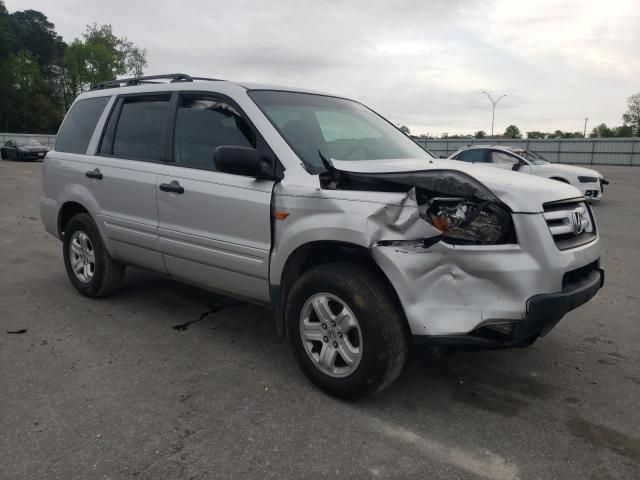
[
  {"left": 482, "top": 92, "right": 507, "bottom": 137},
  {"left": 583, "top": 117, "right": 589, "bottom": 137}
]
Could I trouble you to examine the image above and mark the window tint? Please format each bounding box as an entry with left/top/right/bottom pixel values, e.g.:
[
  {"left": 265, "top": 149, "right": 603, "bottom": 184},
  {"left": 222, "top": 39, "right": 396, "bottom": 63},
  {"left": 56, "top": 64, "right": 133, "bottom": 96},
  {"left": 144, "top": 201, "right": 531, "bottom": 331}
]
[
  {"left": 109, "top": 97, "right": 170, "bottom": 160},
  {"left": 455, "top": 149, "right": 486, "bottom": 162},
  {"left": 55, "top": 96, "right": 109, "bottom": 154},
  {"left": 173, "top": 96, "right": 255, "bottom": 170},
  {"left": 491, "top": 151, "right": 519, "bottom": 164}
]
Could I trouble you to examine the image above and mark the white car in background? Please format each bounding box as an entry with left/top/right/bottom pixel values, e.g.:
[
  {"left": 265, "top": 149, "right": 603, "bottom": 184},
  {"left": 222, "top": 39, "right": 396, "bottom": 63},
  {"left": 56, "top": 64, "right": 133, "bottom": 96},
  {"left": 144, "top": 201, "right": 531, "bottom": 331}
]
[{"left": 448, "top": 145, "right": 609, "bottom": 200}]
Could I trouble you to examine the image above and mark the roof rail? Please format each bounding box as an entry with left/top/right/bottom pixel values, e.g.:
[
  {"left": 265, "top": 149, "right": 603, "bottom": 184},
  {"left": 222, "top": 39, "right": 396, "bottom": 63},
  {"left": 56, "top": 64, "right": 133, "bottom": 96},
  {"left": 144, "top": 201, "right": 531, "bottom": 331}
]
[{"left": 89, "top": 73, "right": 221, "bottom": 91}]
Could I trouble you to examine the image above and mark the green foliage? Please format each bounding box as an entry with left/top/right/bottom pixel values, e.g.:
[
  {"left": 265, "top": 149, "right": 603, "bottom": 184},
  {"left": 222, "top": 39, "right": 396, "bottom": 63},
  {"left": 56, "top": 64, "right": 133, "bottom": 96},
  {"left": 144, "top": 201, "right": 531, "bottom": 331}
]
[
  {"left": 63, "top": 24, "right": 147, "bottom": 105},
  {"left": 622, "top": 93, "right": 640, "bottom": 136},
  {"left": 589, "top": 123, "right": 634, "bottom": 138},
  {"left": 474, "top": 130, "right": 486, "bottom": 139},
  {"left": 0, "top": 2, "right": 146, "bottom": 133},
  {"left": 397, "top": 124, "right": 411, "bottom": 135},
  {"left": 503, "top": 125, "right": 522, "bottom": 139}
]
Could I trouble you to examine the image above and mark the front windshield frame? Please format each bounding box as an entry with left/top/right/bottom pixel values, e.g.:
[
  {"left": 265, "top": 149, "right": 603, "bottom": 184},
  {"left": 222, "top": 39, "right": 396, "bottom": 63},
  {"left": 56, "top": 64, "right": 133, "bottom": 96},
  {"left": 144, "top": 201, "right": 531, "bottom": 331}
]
[{"left": 248, "top": 89, "right": 434, "bottom": 174}]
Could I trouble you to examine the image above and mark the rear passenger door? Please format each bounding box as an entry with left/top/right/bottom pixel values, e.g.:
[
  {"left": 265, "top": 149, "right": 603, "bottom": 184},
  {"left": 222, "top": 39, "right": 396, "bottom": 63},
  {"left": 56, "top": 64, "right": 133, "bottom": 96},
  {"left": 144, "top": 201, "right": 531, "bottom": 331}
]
[
  {"left": 156, "top": 94, "right": 274, "bottom": 301},
  {"left": 90, "top": 94, "right": 173, "bottom": 272}
]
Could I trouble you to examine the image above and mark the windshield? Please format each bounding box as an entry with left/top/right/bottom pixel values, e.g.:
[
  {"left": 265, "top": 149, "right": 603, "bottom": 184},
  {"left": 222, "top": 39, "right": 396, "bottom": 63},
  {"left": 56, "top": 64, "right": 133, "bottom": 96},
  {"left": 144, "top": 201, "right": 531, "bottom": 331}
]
[
  {"left": 518, "top": 150, "right": 549, "bottom": 165},
  {"left": 249, "top": 90, "right": 433, "bottom": 173}
]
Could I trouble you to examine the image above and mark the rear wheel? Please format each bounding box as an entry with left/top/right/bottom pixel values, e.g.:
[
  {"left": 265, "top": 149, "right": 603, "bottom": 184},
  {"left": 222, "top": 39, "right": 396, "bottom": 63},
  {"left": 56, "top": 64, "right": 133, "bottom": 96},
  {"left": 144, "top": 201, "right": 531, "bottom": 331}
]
[
  {"left": 62, "top": 213, "right": 125, "bottom": 297},
  {"left": 286, "top": 262, "right": 407, "bottom": 400}
]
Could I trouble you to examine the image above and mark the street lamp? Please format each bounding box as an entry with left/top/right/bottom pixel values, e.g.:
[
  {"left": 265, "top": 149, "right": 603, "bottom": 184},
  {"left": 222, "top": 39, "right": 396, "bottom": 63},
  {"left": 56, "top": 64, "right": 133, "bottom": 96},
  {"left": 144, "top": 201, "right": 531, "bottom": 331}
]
[
  {"left": 583, "top": 117, "right": 589, "bottom": 137},
  {"left": 482, "top": 92, "right": 507, "bottom": 137}
]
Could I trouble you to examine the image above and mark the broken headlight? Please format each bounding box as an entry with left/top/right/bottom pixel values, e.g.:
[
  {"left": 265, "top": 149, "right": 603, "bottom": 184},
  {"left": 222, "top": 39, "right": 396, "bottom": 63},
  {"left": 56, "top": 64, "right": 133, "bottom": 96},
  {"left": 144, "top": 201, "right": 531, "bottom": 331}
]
[
  {"left": 422, "top": 197, "right": 514, "bottom": 245},
  {"left": 408, "top": 171, "right": 516, "bottom": 245}
]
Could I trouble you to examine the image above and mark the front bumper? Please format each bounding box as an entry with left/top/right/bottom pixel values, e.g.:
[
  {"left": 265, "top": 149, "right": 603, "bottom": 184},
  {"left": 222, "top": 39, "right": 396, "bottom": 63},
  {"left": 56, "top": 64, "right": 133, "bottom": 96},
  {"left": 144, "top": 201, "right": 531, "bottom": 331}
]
[
  {"left": 414, "top": 266, "right": 604, "bottom": 349},
  {"left": 19, "top": 150, "right": 48, "bottom": 160},
  {"left": 372, "top": 212, "right": 602, "bottom": 341},
  {"left": 582, "top": 178, "right": 607, "bottom": 200}
]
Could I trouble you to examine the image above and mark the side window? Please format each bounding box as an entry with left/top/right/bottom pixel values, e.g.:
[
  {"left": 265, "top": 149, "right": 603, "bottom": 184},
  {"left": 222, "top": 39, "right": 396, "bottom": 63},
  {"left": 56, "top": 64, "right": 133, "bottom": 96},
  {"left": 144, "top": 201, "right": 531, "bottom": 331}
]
[
  {"left": 456, "top": 149, "right": 486, "bottom": 162},
  {"left": 173, "top": 96, "right": 255, "bottom": 170},
  {"left": 491, "top": 151, "right": 519, "bottom": 165},
  {"left": 55, "top": 96, "right": 109, "bottom": 154},
  {"left": 101, "top": 96, "right": 170, "bottom": 161}
]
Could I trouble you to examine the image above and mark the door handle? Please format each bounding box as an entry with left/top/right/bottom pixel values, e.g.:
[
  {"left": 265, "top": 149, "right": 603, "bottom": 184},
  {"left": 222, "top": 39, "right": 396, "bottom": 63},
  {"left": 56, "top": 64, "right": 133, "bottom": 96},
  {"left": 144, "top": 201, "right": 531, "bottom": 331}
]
[
  {"left": 85, "top": 168, "right": 103, "bottom": 180},
  {"left": 159, "top": 180, "right": 184, "bottom": 194}
]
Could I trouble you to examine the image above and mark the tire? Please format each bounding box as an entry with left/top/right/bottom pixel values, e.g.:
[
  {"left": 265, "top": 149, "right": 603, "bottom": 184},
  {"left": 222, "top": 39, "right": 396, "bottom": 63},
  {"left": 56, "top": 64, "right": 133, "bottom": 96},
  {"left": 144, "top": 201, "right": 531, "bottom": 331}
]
[
  {"left": 286, "top": 261, "right": 407, "bottom": 400},
  {"left": 62, "top": 213, "right": 125, "bottom": 297}
]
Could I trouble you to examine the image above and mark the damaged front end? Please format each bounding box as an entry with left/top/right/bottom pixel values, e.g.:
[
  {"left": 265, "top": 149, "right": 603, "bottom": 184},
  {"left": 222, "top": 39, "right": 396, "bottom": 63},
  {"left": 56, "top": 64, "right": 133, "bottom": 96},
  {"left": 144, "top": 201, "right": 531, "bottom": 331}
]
[{"left": 320, "top": 164, "right": 516, "bottom": 247}]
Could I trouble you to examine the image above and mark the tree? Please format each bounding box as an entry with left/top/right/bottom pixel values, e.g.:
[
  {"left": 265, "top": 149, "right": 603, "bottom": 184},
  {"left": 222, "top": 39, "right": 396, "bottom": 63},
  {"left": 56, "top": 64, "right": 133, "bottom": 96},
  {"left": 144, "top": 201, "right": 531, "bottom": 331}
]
[
  {"left": 474, "top": 130, "right": 486, "bottom": 139},
  {"left": 398, "top": 124, "right": 411, "bottom": 135},
  {"left": 590, "top": 123, "right": 614, "bottom": 138},
  {"left": 613, "top": 124, "right": 634, "bottom": 137},
  {"left": 504, "top": 125, "right": 521, "bottom": 139},
  {"left": 0, "top": 3, "right": 64, "bottom": 132},
  {"left": 622, "top": 93, "right": 640, "bottom": 136},
  {"left": 527, "top": 131, "right": 547, "bottom": 139},
  {"left": 5, "top": 50, "right": 58, "bottom": 132},
  {"left": 63, "top": 23, "right": 147, "bottom": 104}
]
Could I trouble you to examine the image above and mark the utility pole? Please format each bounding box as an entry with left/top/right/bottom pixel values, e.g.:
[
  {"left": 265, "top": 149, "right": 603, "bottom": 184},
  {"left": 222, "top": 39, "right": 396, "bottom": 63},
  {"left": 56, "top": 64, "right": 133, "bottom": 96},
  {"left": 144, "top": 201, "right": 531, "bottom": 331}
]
[
  {"left": 482, "top": 92, "right": 507, "bottom": 137},
  {"left": 583, "top": 117, "right": 589, "bottom": 137}
]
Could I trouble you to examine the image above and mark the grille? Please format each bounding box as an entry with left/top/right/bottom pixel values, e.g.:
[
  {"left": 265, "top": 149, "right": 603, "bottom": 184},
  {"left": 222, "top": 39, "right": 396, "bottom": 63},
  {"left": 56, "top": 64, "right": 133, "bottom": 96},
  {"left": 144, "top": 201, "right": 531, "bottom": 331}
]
[{"left": 543, "top": 201, "right": 596, "bottom": 250}]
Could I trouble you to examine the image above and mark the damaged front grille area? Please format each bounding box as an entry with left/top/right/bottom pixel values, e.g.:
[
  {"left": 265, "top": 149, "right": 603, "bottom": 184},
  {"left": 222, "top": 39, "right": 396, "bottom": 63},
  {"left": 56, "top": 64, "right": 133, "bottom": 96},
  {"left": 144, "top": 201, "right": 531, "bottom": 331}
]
[{"left": 543, "top": 200, "right": 596, "bottom": 250}]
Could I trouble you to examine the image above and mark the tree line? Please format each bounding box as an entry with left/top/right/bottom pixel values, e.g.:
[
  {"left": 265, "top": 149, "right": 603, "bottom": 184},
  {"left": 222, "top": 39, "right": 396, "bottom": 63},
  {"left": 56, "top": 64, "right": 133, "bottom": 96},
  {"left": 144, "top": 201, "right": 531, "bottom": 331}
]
[{"left": 0, "top": 1, "right": 146, "bottom": 133}]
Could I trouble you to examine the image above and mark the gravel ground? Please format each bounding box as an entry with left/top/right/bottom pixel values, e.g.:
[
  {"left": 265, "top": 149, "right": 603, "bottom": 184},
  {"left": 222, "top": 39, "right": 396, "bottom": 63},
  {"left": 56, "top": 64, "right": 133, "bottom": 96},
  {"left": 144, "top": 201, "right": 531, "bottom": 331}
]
[{"left": 1, "top": 160, "right": 639, "bottom": 480}]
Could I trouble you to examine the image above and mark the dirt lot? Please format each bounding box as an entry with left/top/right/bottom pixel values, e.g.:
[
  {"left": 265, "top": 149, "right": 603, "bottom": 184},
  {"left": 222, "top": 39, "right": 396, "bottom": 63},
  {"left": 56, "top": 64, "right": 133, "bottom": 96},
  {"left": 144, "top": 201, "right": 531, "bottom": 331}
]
[{"left": 1, "top": 160, "right": 639, "bottom": 480}]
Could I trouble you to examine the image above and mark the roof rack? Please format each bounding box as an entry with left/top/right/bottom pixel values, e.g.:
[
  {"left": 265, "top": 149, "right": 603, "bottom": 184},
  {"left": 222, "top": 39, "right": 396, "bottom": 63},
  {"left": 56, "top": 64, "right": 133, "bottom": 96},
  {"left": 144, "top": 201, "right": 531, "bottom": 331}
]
[{"left": 89, "top": 73, "right": 221, "bottom": 91}]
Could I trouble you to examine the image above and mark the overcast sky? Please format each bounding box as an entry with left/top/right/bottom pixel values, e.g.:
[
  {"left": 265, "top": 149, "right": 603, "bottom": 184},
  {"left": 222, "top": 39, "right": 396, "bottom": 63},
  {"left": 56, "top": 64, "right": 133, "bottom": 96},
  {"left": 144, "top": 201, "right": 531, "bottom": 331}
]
[{"left": 7, "top": 0, "right": 640, "bottom": 135}]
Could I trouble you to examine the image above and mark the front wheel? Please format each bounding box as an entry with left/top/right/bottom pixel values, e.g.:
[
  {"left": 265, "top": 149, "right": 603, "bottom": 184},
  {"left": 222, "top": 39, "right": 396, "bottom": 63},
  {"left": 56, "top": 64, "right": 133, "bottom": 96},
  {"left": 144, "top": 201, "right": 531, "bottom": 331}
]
[{"left": 286, "top": 262, "right": 407, "bottom": 400}]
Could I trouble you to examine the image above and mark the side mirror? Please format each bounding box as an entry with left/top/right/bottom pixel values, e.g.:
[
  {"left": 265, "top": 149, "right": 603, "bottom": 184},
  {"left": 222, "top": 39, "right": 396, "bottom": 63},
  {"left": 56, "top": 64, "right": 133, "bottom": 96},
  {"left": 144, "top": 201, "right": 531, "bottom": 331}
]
[
  {"left": 512, "top": 161, "right": 522, "bottom": 171},
  {"left": 214, "top": 146, "right": 260, "bottom": 177}
]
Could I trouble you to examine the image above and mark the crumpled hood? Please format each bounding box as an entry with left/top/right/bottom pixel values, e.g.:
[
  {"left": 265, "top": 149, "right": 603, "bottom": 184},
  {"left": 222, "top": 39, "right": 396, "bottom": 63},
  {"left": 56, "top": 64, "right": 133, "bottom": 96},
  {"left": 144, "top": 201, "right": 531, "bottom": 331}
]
[
  {"left": 538, "top": 163, "right": 602, "bottom": 178},
  {"left": 330, "top": 158, "right": 583, "bottom": 213}
]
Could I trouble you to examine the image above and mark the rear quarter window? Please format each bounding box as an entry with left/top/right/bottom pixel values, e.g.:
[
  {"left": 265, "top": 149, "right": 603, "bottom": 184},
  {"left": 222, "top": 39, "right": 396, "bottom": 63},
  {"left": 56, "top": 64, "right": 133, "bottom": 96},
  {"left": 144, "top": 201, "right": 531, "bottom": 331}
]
[{"left": 55, "top": 97, "right": 109, "bottom": 154}]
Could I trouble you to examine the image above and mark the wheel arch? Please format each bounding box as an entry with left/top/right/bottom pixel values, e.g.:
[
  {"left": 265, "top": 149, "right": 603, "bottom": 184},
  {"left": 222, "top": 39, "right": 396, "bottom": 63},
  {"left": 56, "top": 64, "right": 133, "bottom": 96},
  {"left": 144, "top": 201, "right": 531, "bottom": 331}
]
[
  {"left": 58, "top": 201, "right": 90, "bottom": 238},
  {"left": 271, "top": 240, "right": 409, "bottom": 338}
]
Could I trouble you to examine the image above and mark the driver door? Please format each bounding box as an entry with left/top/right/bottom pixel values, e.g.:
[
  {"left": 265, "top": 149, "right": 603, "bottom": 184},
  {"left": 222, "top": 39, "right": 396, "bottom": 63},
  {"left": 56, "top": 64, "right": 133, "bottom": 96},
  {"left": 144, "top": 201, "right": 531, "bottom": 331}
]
[{"left": 156, "top": 93, "right": 275, "bottom": 301}]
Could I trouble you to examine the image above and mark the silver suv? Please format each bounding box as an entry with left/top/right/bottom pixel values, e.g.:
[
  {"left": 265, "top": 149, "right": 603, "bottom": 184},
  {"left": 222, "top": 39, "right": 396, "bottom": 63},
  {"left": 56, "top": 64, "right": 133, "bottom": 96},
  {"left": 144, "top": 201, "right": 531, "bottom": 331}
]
[{"left": 41, "top": 74, "right": 604, "bottom": 399}]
